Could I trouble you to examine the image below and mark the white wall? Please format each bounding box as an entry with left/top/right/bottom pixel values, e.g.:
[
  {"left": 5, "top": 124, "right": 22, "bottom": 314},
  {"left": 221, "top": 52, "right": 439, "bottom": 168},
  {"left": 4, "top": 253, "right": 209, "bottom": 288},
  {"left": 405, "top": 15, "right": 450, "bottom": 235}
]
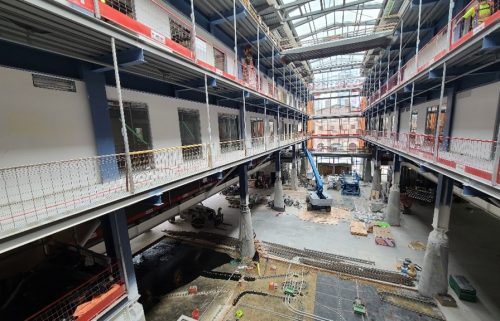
[
  {"left": 134, "top": 0, "right": 171, "bottom": 38},
  {"left": 452, "top": 82, "right": 500, "bottom": 140},
  {"left": 0, "top": 67, "right": 95, "bottom": 168},
  {"left": 0, "top": 66, "right": 299, "bottom": 169}
]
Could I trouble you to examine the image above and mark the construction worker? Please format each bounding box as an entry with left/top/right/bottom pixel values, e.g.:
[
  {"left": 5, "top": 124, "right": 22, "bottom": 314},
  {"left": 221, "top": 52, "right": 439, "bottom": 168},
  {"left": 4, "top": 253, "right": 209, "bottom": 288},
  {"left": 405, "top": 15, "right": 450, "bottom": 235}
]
[{"left": 462, "top": 0, "right": 494, "bottom": 32}]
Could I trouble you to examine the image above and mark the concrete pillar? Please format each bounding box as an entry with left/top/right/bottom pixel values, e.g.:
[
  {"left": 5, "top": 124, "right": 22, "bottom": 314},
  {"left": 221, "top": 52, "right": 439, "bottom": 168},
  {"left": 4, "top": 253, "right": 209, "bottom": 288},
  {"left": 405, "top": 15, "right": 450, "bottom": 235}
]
[
  {"left": 239, "top": 164, "right": 256, "bottom": 259},
  {"left": 363, "top": 158, "right": 372, "bottom": 182},
  {"left": 300, "top": 156, "right": 307, "bottom": 177},
  {"left": 418, "top": 174, "right": 453, "bottom": 298},
  {"left": 371, "top": 160, "right": 382, "bottom": 193},
  {"left": 291, "top": 145, "right": 298, "bottom": 190},
  {"left": 273, "top": 151, "right": 285, "bottom": 211},
  {"left": 385, "top": 156, "right": 401, "bottom": 226}
]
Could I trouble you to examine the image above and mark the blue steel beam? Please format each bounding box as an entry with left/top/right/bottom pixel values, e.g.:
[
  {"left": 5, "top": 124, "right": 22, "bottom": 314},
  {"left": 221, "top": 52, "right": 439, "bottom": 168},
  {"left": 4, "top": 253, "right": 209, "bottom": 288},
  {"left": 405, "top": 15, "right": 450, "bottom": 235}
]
[
  {"left": 93, "top": 47, "right": 145, "bottom": 72},
  {"left": 210, "top": 6, "right": 246, "bottom": 25},
  {"left": 482, "top": 33, "right": 500, "bottom": 50}
]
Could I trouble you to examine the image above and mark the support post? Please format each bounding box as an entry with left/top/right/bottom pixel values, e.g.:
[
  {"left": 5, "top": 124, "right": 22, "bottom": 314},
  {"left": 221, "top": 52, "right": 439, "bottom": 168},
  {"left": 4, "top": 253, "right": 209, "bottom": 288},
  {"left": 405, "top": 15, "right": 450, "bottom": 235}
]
[
  {"left": 418, "top": 174, "right": 453, "bottom": 297},
  {"left": 272, "top": 46, "right": 275, "bottom": 97},
  {"left": 111, "top": 38, "right": 134, "bottom": 194},
  {"left": 408, "top": 82, "right": 416, "bottom": 133},
  {"left": 415, "top": 0, "right": 423, "bottom": 68},
  {"left": 204, "top": 75, "right": 213, "bottom": 167},
  {"left": 385, "top": 155, "right": 401, "bottom": 226},
  {"left": 264, "top": 100, "right": 267, "bottom": 149},
  {"left": 291, "top": 144, "right": 298, "bottom": 190},
  {"left": 240, "top": 90, "right": 248, "bottom": 154},
  {"left": 273, "top": 151, "right": 285, "bottom": 211},
  {"left": 239, "top": 164, "right": 256, "bottom": 259},
  {"left": 233, "top": 0, "right": 238, "bottom": 78},
  {"left": 101, "top": 211, "right": 141, "bottom": 306},
  {"left": 433, "top": 63, "right": 447, "bottom": 160},
  {"left": 189, "top": 0, "right": 197, "bottom": 58},
  {"left": 363, "top": 157, "right": 372, "bottom": 182},
  {"left": 398, "top": 20, "right": 403, "bottom": 84},
  {"left": 257, "top": 23, "right": 260, "bottom": 91}
]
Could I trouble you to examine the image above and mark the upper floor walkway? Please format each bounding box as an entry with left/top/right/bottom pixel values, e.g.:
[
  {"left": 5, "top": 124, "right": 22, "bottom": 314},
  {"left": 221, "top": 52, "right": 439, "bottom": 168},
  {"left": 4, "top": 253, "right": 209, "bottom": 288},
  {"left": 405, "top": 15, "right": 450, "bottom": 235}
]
[
  {"left": 364, "top": 0, "right": 500, "bottom": 111},
  {"left": 0, "top": 0, "right": 306, "bottom": 113},
  {"left": 0, "top": 133, "right": 306, "bottom": 250}
]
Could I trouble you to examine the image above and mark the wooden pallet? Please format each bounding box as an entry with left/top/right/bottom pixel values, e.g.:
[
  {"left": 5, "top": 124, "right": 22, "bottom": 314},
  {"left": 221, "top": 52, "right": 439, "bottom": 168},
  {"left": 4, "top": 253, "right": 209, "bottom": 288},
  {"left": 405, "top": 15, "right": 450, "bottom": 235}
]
[{"left": 350, "top": 221, "right": 368, "bottom": 236}]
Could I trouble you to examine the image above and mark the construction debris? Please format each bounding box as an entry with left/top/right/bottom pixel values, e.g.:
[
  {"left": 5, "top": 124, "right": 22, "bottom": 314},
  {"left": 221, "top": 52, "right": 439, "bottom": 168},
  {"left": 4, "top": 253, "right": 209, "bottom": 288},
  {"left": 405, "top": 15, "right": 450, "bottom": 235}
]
[
  {"left": 298, "top": 207, "right": 351, "bottom": 225},
  {"left": 350, "top": 221, "right": 368, "bottom": 236},
  {"left": 408, "top": 241, "right": 426, "bottom": 251},
  {"left": 374, "top": 225, "right": 395, "bottom": 247}
]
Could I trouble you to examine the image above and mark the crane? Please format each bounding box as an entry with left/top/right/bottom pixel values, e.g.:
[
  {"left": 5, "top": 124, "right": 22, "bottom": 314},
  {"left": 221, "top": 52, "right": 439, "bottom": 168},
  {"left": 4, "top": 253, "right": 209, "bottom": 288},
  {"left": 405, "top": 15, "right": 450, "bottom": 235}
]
[{"left": 303, "top": 147, "right": 334, "bottom": 211}]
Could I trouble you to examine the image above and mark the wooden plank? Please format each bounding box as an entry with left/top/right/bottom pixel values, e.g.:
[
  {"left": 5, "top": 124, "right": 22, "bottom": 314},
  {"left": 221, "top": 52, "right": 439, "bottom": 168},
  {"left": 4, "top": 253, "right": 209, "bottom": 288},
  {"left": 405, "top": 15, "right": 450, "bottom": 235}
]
[{"left": 350, "top": 221, "right": 368, "bottom": 236}]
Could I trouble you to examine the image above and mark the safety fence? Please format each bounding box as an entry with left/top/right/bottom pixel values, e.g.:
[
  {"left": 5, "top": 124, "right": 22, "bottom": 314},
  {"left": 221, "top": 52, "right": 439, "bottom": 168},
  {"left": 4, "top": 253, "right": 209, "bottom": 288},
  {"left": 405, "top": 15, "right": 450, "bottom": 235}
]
[
  {"left": 0, "top": 135, "right": 306, "bottom": 235},
  {"left": 366, "top": 0, "right": 499, "bottom": 108},
  {"left": 62, "top": 0, "right": 305, "bottom": 111},
  {"left": 25, "top": 263, "right": 125, "bottom": 321},
  {"left": 363, "top": 130, "right": 499, "bottom": 184}
]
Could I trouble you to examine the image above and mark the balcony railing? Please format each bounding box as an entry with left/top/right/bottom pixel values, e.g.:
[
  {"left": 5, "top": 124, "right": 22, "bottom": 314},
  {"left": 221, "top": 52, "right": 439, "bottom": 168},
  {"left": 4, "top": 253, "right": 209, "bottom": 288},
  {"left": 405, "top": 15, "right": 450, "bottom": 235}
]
[
  {"left": 366, "top": 0, "right": 499, "bottom": 108},
  {"left": 0, "top": 134, "right": 306, "bottom": 236},
  {"left": 311, "top": 129, "right": 364, "bottom": 137},
  {"left": 363, "top": 130, "right": 499, "bottom": 185},
  {"left": 25, "top": 263, "right": 125, "bottom": 321}
]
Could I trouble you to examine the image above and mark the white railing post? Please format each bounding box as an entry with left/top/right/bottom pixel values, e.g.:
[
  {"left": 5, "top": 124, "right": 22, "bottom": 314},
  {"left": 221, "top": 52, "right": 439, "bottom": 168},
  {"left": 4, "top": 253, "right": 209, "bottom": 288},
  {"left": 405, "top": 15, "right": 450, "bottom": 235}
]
[
  {"left": 204, "top": 74, "right": 213, "bottom": 168},
  {"left": 415, "top": 0, "right": 423, "bottom": 68},
  {"left": 233, "top": 0, "right": 238, "bottom": 78},
  {"left": 189, "top": 0, "right": 197, "bottom": 58},
  {"left": 434, "top": 63, "right": 447, "bottom": 162},
  {"left": 111, "top": 37, "right": 134, "bottom": 194}
]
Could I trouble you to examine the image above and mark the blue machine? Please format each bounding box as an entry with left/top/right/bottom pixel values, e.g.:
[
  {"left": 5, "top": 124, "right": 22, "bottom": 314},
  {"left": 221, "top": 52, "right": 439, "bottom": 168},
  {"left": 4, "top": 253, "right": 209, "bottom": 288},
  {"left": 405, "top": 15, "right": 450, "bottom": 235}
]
[
  {"left": 340, "top": 172, "right": 361, "bottom": 196},
  {"left": 304, "top": 147, "right": 334, "bottom": 211}
]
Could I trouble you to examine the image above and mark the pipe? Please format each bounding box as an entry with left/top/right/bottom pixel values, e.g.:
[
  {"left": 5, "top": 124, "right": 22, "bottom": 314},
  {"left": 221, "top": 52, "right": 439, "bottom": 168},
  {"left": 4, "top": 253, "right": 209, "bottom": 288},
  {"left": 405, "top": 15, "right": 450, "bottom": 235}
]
[{"left": 401, "top": 162, "right": 500, "bottom": 220}]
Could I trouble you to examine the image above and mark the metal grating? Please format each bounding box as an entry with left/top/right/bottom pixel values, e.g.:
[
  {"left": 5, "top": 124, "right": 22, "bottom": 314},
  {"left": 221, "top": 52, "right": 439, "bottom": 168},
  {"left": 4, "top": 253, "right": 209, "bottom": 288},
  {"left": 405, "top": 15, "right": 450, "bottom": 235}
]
[{"left": 32, "top": 74, "right": 76, "bottom": 92}]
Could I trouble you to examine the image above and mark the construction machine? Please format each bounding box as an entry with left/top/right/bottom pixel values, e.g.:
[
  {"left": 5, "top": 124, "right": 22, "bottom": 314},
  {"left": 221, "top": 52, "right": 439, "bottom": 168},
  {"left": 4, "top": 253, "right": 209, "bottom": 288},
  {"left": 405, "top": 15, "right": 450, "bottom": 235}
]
[{"left": 303, "top": 147, "right": 334, "bottom": 211}]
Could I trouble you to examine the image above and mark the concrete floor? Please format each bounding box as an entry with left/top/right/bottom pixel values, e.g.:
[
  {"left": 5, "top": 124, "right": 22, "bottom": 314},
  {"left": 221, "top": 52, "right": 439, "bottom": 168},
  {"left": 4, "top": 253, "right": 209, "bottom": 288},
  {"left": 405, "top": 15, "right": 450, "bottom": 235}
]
[{"left": 141, "top": 182, "right": 500, "bottom": 321}]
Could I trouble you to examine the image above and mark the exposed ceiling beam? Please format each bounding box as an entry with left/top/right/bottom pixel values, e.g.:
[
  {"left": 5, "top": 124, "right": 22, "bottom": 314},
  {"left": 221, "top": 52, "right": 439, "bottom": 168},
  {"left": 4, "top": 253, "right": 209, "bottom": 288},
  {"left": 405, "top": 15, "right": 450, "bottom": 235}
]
[
  {"left": 298, "top": 20, "right": 378, "bottom": 40},
  {"left": 277, "top": 0, "right": 315, "bottom": 11},
  {"left": 311, "top": 63, "right": 364, "bottom": 73},
  {"left": 289, "top": 0, "right": 382, "bottom": 26}
]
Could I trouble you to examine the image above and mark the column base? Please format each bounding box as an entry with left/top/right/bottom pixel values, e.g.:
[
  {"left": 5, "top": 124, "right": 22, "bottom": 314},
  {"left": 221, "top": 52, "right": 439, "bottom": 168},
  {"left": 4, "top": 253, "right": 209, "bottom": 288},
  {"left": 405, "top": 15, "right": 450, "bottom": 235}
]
[
  {"left": 239, "top": 204, "right": 256, "bottom": 259},
  {"left": 418, "top": 228, "right": 449, "bottom": 298},
  {"left": 385, "top": 187, "right": 401, "bottom": 226}
]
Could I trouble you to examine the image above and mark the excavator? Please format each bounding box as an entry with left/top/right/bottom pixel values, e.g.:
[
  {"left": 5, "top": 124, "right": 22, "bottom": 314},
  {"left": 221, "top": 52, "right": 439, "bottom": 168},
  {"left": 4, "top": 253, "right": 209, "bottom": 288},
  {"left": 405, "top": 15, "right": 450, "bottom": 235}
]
[{"left": 303, "top": 147, "right": 334, "bottom": 211}]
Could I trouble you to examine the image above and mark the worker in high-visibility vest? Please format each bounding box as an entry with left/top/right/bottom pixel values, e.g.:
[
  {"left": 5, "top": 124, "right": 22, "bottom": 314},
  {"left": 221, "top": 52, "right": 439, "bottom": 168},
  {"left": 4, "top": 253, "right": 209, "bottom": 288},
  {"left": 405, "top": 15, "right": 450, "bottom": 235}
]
[{"left": 462, "top": 0, "right": 494, "bottom": 28}]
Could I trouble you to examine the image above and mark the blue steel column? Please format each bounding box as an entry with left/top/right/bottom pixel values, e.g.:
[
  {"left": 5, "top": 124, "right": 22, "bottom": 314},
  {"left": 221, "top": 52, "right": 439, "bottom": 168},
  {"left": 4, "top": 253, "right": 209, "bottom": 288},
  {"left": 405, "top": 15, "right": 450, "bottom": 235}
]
[
  {"left": 385, "top": 155, "right": 401, "bottom": 226},
  {"left": 419, "top": 174, "right": 453, "bottom": 297},
  {"left": 239, "top": 163, "right": 255, "bottom": 258},
  {"left": 273, "top": 150, "right": 285, "bottom": 211},
  {"left": 80, "top": 64, "right": 119, "bottom": 182},
  {"left": 101, "top": 211, "right": 140, "bottom": 301}
]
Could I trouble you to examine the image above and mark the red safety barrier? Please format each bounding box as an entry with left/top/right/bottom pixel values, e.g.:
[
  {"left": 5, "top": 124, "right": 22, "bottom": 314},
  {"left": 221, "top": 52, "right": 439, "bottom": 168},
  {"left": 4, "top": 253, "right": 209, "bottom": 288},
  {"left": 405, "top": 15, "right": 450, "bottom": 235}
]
[{"left": 25, "top": 264, "right": 126, "bottom": 321}]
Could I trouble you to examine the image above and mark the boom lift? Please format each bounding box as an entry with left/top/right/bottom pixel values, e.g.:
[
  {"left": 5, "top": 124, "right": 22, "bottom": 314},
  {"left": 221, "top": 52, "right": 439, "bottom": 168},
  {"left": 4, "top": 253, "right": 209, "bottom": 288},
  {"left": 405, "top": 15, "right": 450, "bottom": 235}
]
[{"left": 303, "top": 147, "right": 334, "bottom": 211}]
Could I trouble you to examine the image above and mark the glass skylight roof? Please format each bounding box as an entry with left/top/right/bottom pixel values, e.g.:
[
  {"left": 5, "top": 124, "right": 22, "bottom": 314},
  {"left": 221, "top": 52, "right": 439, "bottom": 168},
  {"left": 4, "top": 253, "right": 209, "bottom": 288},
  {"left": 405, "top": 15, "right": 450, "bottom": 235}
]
[{"left": 280, "top": 0, "right": 384, "bottom": 96}]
